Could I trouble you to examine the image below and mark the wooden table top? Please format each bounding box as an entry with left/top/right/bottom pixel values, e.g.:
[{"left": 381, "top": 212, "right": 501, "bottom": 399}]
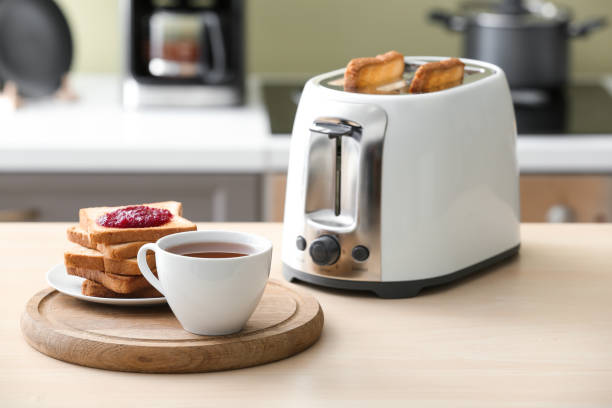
[{"left": 1, "top": 223, "right": 611, "bottom": 406}]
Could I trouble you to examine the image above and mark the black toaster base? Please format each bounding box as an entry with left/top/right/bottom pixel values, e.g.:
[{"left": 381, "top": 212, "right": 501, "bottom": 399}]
[{"left": 283, "top": 244, "right": 520, "bottom": 299}]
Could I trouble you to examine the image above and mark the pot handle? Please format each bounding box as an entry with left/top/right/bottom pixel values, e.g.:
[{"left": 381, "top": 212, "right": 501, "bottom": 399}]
[
  {"left": 569, "top": 17, "right": 607, "bottom": 38},
  {"left": 429, "top": 10, "right": 467, "bottom": 32}
]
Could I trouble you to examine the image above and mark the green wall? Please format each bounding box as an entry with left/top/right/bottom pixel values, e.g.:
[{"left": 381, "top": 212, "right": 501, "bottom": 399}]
[{"left": 56, "top": 0, "right": 612, "bottom": 76}]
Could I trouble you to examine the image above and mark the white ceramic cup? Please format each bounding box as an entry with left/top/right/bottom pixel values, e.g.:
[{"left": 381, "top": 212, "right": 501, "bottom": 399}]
[{"left": 137, "top": 230, "right": 272, "bottom": 336}]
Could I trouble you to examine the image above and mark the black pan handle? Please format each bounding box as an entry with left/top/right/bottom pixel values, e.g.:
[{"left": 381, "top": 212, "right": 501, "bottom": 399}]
[
  {"left": 569, "top": 17, "right": 607, "bottom": 38},
  {"left": 429, "top": 10, "right": 467, "bottom": 32}
]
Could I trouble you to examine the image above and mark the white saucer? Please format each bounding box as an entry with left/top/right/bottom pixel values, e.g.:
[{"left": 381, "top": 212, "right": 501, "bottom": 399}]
[{"left": 46, "top": 264, "right": 167, "bottom": 306}]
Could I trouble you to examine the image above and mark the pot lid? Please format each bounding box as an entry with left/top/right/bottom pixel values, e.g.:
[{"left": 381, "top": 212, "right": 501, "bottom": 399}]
[{"left": 461, "top": 0, "right": 571, "bottom": 28}]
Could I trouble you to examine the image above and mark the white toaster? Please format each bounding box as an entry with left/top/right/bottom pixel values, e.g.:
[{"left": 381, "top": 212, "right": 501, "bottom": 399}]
[{"left": 282, "top": 56, "right": 520, "bottom": 298}]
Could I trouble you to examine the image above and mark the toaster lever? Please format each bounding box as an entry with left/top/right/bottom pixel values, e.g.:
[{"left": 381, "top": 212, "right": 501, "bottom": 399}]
[{"left": 309, "top": 121, "right": 354, "bottom": 138}]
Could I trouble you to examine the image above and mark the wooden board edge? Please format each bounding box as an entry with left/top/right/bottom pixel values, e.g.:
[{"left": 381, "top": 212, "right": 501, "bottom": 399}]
[
  {"left": 20, "top": 288, "right": 325, "bottom": 374},
  {"left": 133, "top": 304, "right": 325, "bottom": 374},
  {"left": 20, "top": 288, "right": 106, "bottom": 370}
]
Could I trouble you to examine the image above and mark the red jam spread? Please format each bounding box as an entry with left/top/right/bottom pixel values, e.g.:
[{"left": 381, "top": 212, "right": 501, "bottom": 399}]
[{"left": 96, "top": 205, "right": 173, "bottom": 228}]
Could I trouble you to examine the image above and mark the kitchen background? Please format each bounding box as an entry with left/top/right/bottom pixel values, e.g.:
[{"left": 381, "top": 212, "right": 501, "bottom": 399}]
[
  {"left": 2, "top": 0, "right": 612, "bottom": 223},
  {"left": 61, "top": 0, "right": 611, "bottom": 76}
]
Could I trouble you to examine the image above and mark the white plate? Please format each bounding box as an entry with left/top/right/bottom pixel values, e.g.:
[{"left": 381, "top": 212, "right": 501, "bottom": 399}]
[{"left": 46, "top": 264, "right": 167, "bottom": 306}]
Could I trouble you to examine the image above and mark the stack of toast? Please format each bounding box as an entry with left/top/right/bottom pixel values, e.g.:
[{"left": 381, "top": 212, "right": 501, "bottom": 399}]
[{"left": 64, "top": 201, "right": 197, "bottom": 298}]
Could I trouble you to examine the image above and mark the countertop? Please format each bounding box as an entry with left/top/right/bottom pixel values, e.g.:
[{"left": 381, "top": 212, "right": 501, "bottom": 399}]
[
  {"left": 1, "top": 222, "right": 611, "bottom": 406},
  {"left": 0, "top": 76, "right": 289, "bottom": 173},
  {"left": 1, "top": 75, "right": 612, "bottom": 174}
]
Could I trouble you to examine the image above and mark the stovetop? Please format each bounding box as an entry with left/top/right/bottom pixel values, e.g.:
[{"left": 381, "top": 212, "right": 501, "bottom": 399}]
[
  {"left": 262, "top": 82, "right": 612, "bottom": 137},
  {"left": 513, "top": 85, "right": 612, "bottom": 135}
]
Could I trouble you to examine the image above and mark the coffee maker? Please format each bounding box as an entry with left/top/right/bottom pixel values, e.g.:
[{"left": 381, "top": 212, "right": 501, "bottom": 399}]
[{"left": 121, "top": 0, "right": 244, "bottom": 108}]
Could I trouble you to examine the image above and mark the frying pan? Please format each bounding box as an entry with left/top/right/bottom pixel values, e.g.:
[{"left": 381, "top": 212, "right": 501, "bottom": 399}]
[{"left": 0, "top": 0, "right": 72, "bottom": 97}]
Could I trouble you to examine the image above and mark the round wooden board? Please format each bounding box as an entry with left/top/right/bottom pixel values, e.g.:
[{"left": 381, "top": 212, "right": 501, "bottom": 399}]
[{"left": 21, "top": 280, "right": 324, "bottom": 373}]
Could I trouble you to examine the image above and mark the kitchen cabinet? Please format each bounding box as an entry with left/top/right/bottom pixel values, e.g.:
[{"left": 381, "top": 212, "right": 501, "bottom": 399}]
[
  {"left": 264, "top": 173, "right": 612, "bottom": 222},
  {"left": 0, "top": 173, "right": 261, "bottom": 221},
  {"left": 520, "top": 175, "right": 612, "bottom": 222},
  {"left": 262, "top": 173, "right": 287, "bottom": 221},
  {"left": 4, "top": 173, "right": 611, "bottom": 223}
]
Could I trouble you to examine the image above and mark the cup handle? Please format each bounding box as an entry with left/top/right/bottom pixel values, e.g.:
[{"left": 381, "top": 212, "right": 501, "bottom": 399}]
[{"left": 137, "top": 243, "right": 164, "bottom": 295}]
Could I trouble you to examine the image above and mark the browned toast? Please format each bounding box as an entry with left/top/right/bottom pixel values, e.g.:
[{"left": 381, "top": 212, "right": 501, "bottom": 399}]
[
  {"left": 88, "top": 216, "right": 196, "bottom": 245},
  {"left": 408, "top": 58, "right": 465, "bottom": 94},
  {"left": 103, "top": 256, "right": 153, "bottom": 276},
  {"left": 78, "top": 201, "right": 196, "bottom": 245},
  {"left": 66, "top": 225, "right": 97, "bottom": 250},
  {"left": 344, "top": 50, "right": 405, "bottom": 90},
  {"left": 67, "top": 266, "right": 154, "bottom": 294},
  {"left": 66, "top": 200, "right": 188, "bottom": 299},
  {"left": 97, "top": 241, "right": 150, "bottom": 259},
  {"left": 81, "top": 279, "right": 163, "bottom": 298},
  {"left": 64, "top": 243, "right": 155, "bottom": 276},
  {"left": 68, "top": 225, "right": 150, "bottom": 259},
  {"left": 64, "top": 244, "right": 104, "bottom": 270}
]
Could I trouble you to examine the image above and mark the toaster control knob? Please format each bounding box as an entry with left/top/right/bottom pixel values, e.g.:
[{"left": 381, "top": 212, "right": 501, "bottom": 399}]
[
  {"left": 309, "top": 235, "right": 340, "bottom": 266},
  {"left": 296, "top": 236, "right": 307, "bottom": 251},
  {"left": 351, "top": 245, "right": 369, "bottom": 262}
]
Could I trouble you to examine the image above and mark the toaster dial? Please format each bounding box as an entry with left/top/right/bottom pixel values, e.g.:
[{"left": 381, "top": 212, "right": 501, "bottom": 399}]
[
  {"left": 351, "top": 245, "right": 370, "bottom": 262},
  {"left": 309, "top": 235, "right": 340, "bottom": 266}
]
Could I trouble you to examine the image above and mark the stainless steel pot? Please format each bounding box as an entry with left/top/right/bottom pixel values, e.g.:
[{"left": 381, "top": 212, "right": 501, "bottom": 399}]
[{"left": 430, "top": 0, "right": 607, "bottom": 89}]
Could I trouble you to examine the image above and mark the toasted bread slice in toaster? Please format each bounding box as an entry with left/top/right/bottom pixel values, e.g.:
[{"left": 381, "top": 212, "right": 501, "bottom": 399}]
[
  {"left": 344, "top": 50, "right": 405, "bottom": 90},
  {"left": 408, "top": 58, "right": 465, "bottom": 94}
]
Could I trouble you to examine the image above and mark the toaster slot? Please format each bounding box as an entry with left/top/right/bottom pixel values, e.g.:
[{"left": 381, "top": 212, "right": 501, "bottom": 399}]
[
  {"left": 340, "top": 135, "right": 360, "bottom": 219},
  {"left": 305, "top": 131, "right": 335, "bottom": 214},
  {"left": 334, "top": 136, "right": 342, "bottom": 216},
  {"left": 306, "top": 118, "right": 361, "bottom": 228}
]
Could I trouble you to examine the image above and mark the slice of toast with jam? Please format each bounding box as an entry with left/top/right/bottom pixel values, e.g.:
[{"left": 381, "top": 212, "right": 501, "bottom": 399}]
[
  {"left": 78, "top": 201, "right": 196, "bottom": 245},
  {"left": 65, "top": 201, "right": 196, "bottom": 298}
]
